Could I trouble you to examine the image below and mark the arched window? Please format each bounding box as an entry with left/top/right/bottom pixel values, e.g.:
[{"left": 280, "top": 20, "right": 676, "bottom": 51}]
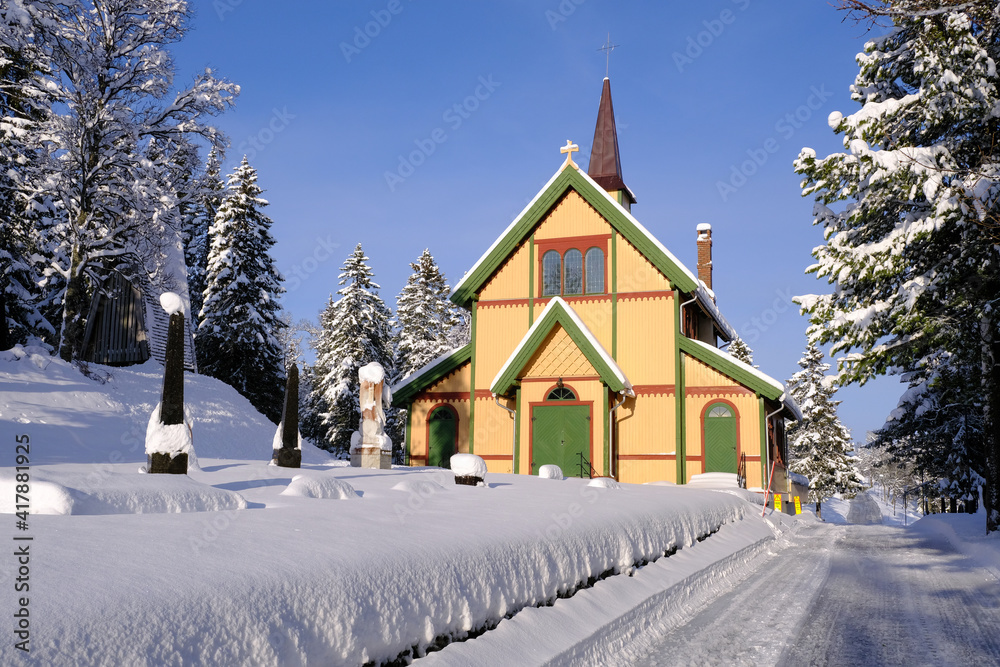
[
  {"left": 547, "top": 386, "right": 577, "bottom": 401},
  {"left": 708, "top": 405, "right": 734, "bottom": 418},
  {"left": 585, "top": 247, "right": 604, "bottom": 294},
  {"left": 563, "top": 249, "right": 583, "bottom": 295},
  {"left": 542, "top": 250, "right": 561, "bottom": 296}
]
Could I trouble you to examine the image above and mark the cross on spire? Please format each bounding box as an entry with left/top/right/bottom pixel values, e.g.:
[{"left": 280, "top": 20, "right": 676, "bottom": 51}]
[
  {"left": 560, "top": 140, "right": 579, "bottom": 168},
  {"left": 597, "top": 33, "right": 619, "bottom": 78}
]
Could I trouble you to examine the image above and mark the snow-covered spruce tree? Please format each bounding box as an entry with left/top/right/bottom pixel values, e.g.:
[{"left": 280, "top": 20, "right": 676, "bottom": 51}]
[
  {"left": 186, "top": 147, "right": 225, "bottom": 324},
  {"left": 393, "top": 249, "right": 467, "bottom": 381},
  {"left": 786, "top": 342, "right": 864, "bottom": 515},
  {"left": 795, "top": 4, "right": 1000, "bottom": 529},
  {"left": 4, "top": 0, "right": 238, "bottom": 361},
  {"left": 197, "top": 157, "right": 285, "bottom": 423},
  {"left": 872, "top": 353, "right": 984, "bottom": 511},
  {"left": 727, "top": 336, "right": 757, "bottom": 368},
  {"left": 310, "top": 244, "right": 394, "bottom": 457}
]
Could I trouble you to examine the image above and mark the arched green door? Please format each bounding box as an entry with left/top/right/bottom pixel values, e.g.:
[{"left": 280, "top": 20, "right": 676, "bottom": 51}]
[
  {"left": 532, "top": 386, "right": 591, "bottom": 478},
  {"left": 704, "top": 403, "right": 737, "bottom": 473},
  {"left": 428, "top": 407, "right": 457, "bottom": 468}
]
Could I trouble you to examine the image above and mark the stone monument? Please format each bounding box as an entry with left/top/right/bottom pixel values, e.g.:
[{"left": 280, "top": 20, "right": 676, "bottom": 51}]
[{"left": 350, "top": 362, "right": 392, "bottom": 469}]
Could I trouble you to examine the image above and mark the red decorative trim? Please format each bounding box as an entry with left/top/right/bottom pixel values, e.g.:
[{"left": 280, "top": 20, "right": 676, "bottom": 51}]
[
  {"left": 536, "top": 235, "right": 610, "bottom": 300},
  {"left": 416, "top": 392, "right": 470, "bottom": 402},
  {"left": 528, "top": 398, "right": 594, "bottom": 476},
  {"left": 699, "top": 399, "right": 742, "bottom": 470},
  {"left": 617, "top": 291, "right": 673, "bottom": 301},
  {"left": 632, "top": 384, "right": 676, "bottom": 396},
  {"left": 618, "top": 454, "right": 676, "bottom": 460},
  {"left": 423, "top": 403, "right": 459, "bottom": 463},
  {"left": 686, "top": 385, "right": 753, "bottom": 396},
  {"left": 478, "top": 299, "right": 532, "bottom": 308},
  {"left": 535, "top": 294, "right": 612, "bottom": 307},
  {"left": 520, "top": 375, "right": 601, "bottom": 384},
  {"left": 476, "top": 454, "right": 512, "bottom": 461},
  {"left": 474, "top": 389, "right": 494, "bottom": 399},
  {"left": 534, "top": 234, "right": 611, "bottom": 254}
]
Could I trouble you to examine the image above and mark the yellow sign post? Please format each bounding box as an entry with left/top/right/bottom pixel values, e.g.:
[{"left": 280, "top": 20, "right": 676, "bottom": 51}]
[
  {"left": 794, "top": 496, "right": 801, "bottom": 515},
  {"left": 774, "top": 494, "right": 782, "bottom": 512}
]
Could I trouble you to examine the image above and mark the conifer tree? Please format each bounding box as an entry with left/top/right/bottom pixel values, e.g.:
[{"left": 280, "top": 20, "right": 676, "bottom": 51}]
[
  {"left": 197, "top": 157, "right": 285, "bottom": 423},
  {"left": 795, "top": 3, "right": 1000, "bottom": 529},
  {"left": 184, "top": 147, "right": 223, "bottom": 323},
  {"left": 727, "top": 337, "right": 757, "bottom": 368},
  {"left": 786, "top": 342, "right": 864, "bottom": 515},
  {"left": 310, "top": 244, "right": 394, "bottom": 456},
  {"left": 393, "top": 249, "right": 466, "bottom": 381}
]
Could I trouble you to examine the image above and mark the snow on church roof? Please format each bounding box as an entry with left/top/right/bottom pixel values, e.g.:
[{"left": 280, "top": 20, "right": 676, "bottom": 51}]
[
  {"left": 450, "top": 161, "right": 738, "bottom": 342},
  {"left": 491, "top": 297, "right": 634, "bottom": 397}
]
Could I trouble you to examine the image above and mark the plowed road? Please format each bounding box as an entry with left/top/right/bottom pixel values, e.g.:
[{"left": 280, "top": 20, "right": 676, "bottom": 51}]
[{"left": 629, "top": 496, "right": 1000, "bottom": 666}]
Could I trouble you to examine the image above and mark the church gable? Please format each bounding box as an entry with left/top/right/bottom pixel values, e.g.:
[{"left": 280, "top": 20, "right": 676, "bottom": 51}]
[
  {"left": 523, "top": 326, "right": 598, "bottom": 380},
  {"left": 533, "top": 190, "right": 611, "bottom": 241}
]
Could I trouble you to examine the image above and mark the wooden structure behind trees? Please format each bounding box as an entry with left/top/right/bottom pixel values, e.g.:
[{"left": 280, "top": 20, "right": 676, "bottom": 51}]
[{"left": 81, "top": 269, "right": 197, "bottom": 371}]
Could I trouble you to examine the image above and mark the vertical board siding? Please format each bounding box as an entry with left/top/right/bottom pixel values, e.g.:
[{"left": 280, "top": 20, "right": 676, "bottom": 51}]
[
  {"left": 533, "top": 190, "right": 612, "bottom": 241},
  {"left": 616, "top": 239, "right": 672, "bottom": 293},
  {"left": 564, "top": 299, "right": 614, "bottom": 354},
  {"left": 475, "top": 303, "right": 529, "bottom": 392},
  {"left": 616, "top": 392, "right": 676, "bottom": 456},
  {"left": 618, "top": 458, "right": 676, "bottom": 485},
  {"left": 479, "top": 242, "right": 530, "bottom": 302},
  {"left": 617, "top": 296, "right": 673, "bottom": 386}
]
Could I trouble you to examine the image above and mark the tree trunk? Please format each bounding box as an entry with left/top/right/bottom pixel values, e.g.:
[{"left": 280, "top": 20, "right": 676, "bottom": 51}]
[
  {"left": 984, "top": 319, "right": 1000, "bottom": 533},
  {"left": 0, "top": 284, "right": 10, "bottom": 351},
  {"left": 58, "top": 245, "right": 88, "bottom": 362},
  {"left": 816, "top": 499, "right": 822, "bottom": 519}
]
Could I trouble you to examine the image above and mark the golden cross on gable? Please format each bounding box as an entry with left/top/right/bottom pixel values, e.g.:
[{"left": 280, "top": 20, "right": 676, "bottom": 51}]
[{"left": 560, "top": 140, "right": 579, "bottom": 168}]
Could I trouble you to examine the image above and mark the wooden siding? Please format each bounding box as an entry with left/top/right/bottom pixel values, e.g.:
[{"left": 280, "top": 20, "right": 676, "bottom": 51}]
[
  {"left": 472, "top": 396, "right": 515, "bottom": 473},
  {"left": 618, "top": 458, "right": 676, "bottom": 485},
  {"left": 426, "top": 361, "right": 472, "bottom": 395},
  {"left": 523, "top": 325, "right": 598, "bottom": 380},
  {"left": 616, "top": 235, "right": 672, "bottom": 294},
  {"left": 616, "top": 392, "right": 676, "bottom": 457},
  {"left": 533, "top": 190, "right": 612, "bottom": 241},
  {"left": 474, "top": 302, "right": 530, "bottom": 391},
  {"left": 617, "top": 295, "right": 674, "bottom": 386},
  {"left": 479, "top": 241, "right": 530, "bottom": 302},
  {"left": 555, "top": 298, "right": 613, "bottom": 353}
]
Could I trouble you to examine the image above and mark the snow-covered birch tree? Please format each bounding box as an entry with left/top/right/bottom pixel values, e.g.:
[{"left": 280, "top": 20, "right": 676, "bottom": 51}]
[
  {"left": 309, "top": 244, "right": 394, "bottom": 456},
  {"left": 795, "top": 2, "right": 1000, "bottom": 530},
  {"left": 786, "top": 342, "right": 864, "bottom": 515},
  {"left": 3, "top": 0, "right": 239, "bottom": 361},
  {"left": 197, "top": 157, "right": 285, "bottom": 423}
]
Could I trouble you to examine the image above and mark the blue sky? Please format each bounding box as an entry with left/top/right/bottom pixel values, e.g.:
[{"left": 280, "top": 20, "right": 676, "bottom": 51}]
[{"left": 170, "top": 0, "right": 898, "bottom": 439}]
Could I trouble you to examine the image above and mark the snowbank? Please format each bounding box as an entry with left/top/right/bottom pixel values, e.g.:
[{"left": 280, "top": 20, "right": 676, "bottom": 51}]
[
  {"left": 538, "top": 464, "right": 564, "bottom": 480},
  {"left": 450, "top": 453, "right": 487, "bottom": 478},
  {"left": 280, "top": 473, "right": 358, "bottom": 500}
]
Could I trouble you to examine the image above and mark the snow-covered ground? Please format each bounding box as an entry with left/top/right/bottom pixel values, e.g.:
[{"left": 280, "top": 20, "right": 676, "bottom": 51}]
[{"left": 3, "top": 348, "right": 999, "bottom": 666}]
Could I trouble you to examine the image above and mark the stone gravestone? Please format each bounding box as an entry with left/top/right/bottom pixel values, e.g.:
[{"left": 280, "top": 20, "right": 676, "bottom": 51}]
[
  {"left": 350, "top": 362, "right": 392, "bottom": 469},
  {"left": 272, "top": 364, "right": 302, "bottom": 468},
  {"left": 146, "top": 293, "right": 190, "bottom": 474}
]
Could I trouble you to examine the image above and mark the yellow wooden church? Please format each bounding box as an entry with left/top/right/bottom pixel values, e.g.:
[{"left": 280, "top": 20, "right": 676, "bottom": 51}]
[{"left": 392, "top": 78, "right": 801, "bottom": 490}]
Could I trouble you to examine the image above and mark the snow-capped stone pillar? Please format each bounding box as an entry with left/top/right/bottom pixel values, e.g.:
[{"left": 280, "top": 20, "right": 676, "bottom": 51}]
[
  {"left": 272, "top": 363, "right": 301, "bottom": 468},
  {"left": 147, "top": 293, "right": 191, "bottom": 474},
  {"left": 350, "top": 362, "right": 392, "bottom": 469}
]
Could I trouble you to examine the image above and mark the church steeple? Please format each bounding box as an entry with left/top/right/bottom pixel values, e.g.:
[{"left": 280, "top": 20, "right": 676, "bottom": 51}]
[{"left": 588, "top": 77, "right": 636, "bottom": 209}]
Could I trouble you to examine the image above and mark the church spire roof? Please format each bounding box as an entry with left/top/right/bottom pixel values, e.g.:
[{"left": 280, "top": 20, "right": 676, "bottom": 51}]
[{"left": 588, "top": 77, "right": 635, "bottom": 205}]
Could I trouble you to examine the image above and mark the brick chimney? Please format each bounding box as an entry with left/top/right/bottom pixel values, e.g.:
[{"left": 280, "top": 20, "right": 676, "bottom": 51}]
[{"left": 696, "top": 223, "right": 713, "bottom": 291}]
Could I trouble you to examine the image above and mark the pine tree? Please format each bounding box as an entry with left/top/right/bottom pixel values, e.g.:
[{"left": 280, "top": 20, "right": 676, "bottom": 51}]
[
  {"left": 310, "top": 244, "right": 394, "bottom": 456},
  {"left": 186, "top": 147, "right": 224, "bottom": 323},
  {"left": 786, "top": 342, "right": 864, "bottom": 515},
  {"left": 1, "top": 0, "right": 239, "bottom": 361},
  {"left": 197, "top": 157, "right": 285, "bottom": 423},
  {"left": 393, "top": 249, "right": 467, "bottom": 381},
  {"left": 795, "top": 4, "right": 1000, "bottom": 529},
  {"left": 727, "top": 337, "right": 757, "bottom": 368}
]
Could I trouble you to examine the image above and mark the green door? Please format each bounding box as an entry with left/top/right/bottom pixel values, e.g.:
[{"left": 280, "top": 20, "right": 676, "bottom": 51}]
[
  {"left": 428, "top": 407, "right": 457, "bottom": 468},
  {"left": 704, "top": 403, "right": 737, "bottom": 473},
  {"left": 532, "top": 404, "right": 591, "bottom": 478}
]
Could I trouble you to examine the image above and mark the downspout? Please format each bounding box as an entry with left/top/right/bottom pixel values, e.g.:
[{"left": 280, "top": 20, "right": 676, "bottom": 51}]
[
  {"left": 495, "top": 394, "right": 516, "bottom": 473},
  {"left": 764, "top": 397, "right": 786, "bottom": 492},
  {"left": 609, "top": 390, "right": 628, "bottom": 479}
]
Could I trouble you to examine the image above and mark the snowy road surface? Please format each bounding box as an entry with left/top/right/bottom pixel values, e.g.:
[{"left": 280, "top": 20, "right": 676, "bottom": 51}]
[
  {"left": 628, "top": 520, "right": 1000, "bottom": 667},
  {"left": 845, "top": 491, "right": 883, "bottom": 525}
]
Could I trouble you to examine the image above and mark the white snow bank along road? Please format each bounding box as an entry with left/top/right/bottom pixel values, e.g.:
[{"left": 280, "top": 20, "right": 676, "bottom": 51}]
[{"left": 1, "top": 466, "right": 771, "bottom": 667}]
